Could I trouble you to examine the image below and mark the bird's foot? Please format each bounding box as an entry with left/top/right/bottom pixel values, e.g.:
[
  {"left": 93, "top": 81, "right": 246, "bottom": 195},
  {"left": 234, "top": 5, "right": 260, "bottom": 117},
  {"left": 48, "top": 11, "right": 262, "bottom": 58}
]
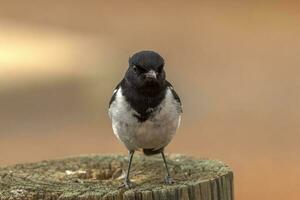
[
  {"left": 118, "top": 179, "right": 133, "bottom": 189},
  {"left": 164, "top": 176, "right": 175, "bottom": 184},
  {"left": 124, "top": 179, "right": 133, "bottom": 189}
]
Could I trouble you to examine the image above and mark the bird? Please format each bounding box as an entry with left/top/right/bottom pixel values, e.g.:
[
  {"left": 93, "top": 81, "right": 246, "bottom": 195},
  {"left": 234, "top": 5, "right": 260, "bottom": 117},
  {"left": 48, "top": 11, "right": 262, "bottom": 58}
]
[{"left": 108, "top": 50, "right": 182, "bottom": 188}]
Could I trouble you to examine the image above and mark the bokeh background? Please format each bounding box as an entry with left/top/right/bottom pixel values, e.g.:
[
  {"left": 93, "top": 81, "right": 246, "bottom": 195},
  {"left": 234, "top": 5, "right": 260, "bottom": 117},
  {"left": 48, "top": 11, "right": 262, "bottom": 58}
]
[{"left": 0, "top": 1, "right": 299, "bottom": 199}]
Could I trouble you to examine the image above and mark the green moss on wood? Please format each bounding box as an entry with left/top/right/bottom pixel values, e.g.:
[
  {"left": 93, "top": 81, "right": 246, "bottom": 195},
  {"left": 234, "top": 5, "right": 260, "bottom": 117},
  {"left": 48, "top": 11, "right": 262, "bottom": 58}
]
[{"left": 0, "top": 154, "right": 233, "bottom": 200}]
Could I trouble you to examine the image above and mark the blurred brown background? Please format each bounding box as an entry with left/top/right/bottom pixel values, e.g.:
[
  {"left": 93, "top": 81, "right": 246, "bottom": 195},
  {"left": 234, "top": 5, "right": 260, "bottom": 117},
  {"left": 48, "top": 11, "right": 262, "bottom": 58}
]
[{"left": 0, "top": 1, "right": 299, "bottom": 199}]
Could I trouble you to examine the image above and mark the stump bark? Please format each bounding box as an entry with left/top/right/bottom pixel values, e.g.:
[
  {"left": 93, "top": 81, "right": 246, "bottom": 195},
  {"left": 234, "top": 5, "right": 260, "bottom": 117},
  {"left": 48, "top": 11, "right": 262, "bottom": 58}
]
[{"left": 0, "top": 154, "right": 233, "bottom": 200}]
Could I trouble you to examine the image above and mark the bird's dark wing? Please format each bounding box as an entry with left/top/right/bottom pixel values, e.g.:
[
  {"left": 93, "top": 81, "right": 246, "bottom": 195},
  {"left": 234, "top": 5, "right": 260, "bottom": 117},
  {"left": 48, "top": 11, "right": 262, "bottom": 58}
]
[
  {"left": 165, "top": 80, "right": 183, "bottom": 113},
  {"left": 109, "top": 82, "right": 122, "bottom": 108}
]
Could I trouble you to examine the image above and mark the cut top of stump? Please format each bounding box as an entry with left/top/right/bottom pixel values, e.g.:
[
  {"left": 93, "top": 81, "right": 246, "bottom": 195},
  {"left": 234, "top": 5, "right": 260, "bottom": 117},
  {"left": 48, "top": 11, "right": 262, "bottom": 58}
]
[{"left": 0, "top": 154, "right": 233, "bottom": 200}]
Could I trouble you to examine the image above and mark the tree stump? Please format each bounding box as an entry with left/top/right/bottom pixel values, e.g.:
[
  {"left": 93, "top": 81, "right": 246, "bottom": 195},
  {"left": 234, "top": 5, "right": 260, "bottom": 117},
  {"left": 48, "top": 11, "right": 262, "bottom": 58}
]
[{"left": 0, "top": 154, "right": 233, "bottom": 200}]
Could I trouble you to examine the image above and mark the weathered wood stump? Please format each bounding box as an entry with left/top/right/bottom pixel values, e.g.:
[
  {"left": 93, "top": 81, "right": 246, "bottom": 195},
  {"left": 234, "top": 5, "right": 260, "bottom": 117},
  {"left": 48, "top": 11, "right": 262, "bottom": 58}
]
[{"left": 0, "top": 154, "right": 233, "bottom": 200}]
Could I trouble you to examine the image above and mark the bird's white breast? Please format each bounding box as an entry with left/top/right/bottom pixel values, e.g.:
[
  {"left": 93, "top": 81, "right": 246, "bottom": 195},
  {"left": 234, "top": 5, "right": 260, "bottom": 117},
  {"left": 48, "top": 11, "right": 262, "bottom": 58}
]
[{"left": 109, "top": 88, "right": 181, "bottom": 151}]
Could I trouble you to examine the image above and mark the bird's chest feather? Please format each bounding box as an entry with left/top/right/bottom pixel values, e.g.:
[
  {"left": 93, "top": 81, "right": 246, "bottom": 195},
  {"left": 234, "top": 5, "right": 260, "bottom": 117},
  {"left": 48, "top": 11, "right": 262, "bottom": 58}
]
[{"left": 109, "top": 88, "right": 181, "bottom": 149}]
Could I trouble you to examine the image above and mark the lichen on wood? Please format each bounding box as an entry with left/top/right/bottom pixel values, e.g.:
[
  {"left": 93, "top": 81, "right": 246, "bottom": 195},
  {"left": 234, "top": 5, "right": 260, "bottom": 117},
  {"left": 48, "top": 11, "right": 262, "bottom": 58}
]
[{"left": 0, "top": 154, "right": 233, "bottom": 200}]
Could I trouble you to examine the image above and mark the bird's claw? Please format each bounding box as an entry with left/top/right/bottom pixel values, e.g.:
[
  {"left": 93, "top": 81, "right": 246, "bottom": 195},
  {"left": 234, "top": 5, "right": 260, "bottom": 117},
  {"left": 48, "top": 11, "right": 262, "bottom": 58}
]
[
  {"left": 164, "top": 176, "right": 175, "bottom": 184},
  {"left": 124, "top": 179, "right": 133, "bottom": 189},
  {"left": 118, "top": 179, "right": 133, "bottom": 189}
]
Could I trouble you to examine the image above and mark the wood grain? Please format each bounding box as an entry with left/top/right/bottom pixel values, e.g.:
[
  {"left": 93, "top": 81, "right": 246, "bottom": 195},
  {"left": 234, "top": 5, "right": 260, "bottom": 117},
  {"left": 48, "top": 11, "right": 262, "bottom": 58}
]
[{"left": 0, "top": 154, "right": 233, "bottom": 200}]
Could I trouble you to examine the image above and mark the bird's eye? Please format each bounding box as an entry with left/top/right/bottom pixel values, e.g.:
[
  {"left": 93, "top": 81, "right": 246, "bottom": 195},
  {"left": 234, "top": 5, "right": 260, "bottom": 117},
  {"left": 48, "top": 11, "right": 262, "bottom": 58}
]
[{"left": 132, "top": 65, "right": 137, "bottom": 73}]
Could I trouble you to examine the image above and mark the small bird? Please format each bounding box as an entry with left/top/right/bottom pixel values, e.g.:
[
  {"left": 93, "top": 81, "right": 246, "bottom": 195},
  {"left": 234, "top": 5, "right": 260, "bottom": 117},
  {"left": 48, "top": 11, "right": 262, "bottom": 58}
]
[{"left": 108, "top": 50, "right": 182, "bottom": 188}]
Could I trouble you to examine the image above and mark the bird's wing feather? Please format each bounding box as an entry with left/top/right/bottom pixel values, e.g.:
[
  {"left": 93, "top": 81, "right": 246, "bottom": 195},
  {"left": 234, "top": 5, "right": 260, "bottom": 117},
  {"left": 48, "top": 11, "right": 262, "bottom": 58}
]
[
  {"left": 109, "top": 82, "right": 122, "bottom": 108},
  {"left": 165, "top": 80, "right": 183, "bottom": 113}
]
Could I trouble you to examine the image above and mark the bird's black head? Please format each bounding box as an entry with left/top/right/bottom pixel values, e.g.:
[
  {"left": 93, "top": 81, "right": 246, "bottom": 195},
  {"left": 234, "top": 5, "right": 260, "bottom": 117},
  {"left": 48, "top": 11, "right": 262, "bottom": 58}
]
[{"left": 124, "top": 50, "right": 166, "bottom": 95}]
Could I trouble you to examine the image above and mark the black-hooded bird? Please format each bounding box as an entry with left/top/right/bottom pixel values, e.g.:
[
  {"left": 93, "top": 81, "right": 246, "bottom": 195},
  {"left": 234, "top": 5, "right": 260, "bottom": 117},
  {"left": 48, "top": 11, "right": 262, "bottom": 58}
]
[{"left": 108, "top": 50, "right": 182, "bottom": 188}]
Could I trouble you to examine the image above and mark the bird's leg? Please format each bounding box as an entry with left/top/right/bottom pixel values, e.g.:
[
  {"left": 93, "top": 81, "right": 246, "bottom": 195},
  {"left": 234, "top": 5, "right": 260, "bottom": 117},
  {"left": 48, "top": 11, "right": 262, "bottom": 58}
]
[
  {"left": 161, "top": 151, "right": 175, "bottom": 184},
  {"left": 124, "top": 150, "right": 135, "bottom": 189}
]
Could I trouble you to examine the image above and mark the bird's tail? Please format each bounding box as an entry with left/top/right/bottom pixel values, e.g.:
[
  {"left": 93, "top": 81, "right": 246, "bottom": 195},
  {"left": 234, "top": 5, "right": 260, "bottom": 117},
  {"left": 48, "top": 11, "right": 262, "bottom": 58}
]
[{"left": 143, "top": 148, "right": 163, "bottom": 156}]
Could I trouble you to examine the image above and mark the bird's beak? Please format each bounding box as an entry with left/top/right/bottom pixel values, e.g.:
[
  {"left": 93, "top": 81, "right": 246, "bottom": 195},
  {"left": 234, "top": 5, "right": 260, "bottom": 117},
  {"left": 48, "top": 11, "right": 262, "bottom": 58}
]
[{"left": 145, "top": 70, "right": 157, "bottom": 79}]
